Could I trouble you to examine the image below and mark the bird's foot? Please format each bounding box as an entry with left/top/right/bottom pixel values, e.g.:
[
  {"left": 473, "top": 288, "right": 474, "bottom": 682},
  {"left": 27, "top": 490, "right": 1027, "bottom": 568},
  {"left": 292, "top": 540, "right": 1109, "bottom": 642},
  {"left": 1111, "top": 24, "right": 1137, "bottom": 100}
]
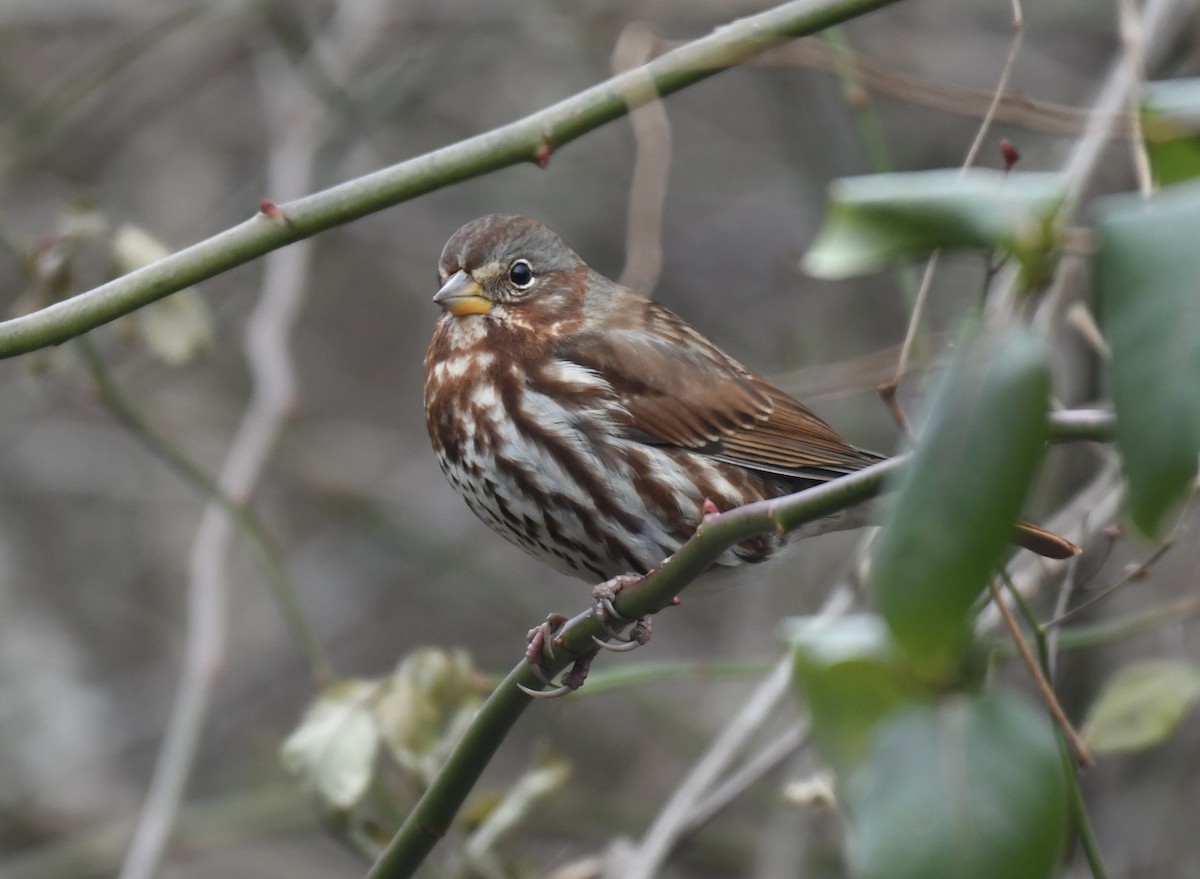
[
  {"left": 520, "top": 613, "right": 601, "bottom": 699},
  {"left": 525, "top": 613, "right": 569, "bottom": 676},
  {"left": 591, "top": 573, "right": 653, "bottom": 652}
]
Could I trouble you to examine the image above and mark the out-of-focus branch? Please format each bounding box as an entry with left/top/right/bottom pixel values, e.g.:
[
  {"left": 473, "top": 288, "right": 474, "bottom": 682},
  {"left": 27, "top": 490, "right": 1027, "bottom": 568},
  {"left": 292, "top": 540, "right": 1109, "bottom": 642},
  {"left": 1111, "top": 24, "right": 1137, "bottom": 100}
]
[
  {"left": 615, "top": 586, "right": 851, "bottom": 879},
  {"left": 665, "top": 37, "right": 1130, "bottom": 138},
  {"left": 0, "top": 0, "right": 904, "bottom": 359},
  {"left": 115, "top": 40, "right": 327, "bottom": 879},
  {"left": 611, "top": 656, "right": 803, "bottom": 879},
  {"left": 614, "top": 21, "right": 673, "bottom": 293},
  {"left": 76, "top": 337, "right": 331, "bottom": 682}
]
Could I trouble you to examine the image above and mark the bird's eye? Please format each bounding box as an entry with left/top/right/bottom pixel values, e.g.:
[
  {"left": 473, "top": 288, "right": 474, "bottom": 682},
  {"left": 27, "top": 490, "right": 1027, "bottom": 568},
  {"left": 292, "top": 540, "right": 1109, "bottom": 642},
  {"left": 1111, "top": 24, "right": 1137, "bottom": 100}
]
[{"left": 508, "top": 259, "right": 534, "bottom": 289}]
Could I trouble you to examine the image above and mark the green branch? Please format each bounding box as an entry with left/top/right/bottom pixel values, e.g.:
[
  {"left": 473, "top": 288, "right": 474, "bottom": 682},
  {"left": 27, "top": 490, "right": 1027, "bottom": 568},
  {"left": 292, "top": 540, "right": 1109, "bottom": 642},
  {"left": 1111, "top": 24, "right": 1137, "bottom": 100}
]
[
  {"left": 365, "top": 408, "right": 1113, "bottom": 879},
  {"left": 0, "top": 0, "right": 905, "bottom": 360}
]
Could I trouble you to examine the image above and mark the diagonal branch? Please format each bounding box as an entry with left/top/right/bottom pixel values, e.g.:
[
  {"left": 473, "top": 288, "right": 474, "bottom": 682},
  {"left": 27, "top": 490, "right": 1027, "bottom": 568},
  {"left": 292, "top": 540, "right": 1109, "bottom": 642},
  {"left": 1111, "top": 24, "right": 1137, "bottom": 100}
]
[
  {"left": 0, "top": 0, "right": 905, "bottom": 360},
  {"left": 365, "top": 408, "right": 1114, "bottom": 879}
]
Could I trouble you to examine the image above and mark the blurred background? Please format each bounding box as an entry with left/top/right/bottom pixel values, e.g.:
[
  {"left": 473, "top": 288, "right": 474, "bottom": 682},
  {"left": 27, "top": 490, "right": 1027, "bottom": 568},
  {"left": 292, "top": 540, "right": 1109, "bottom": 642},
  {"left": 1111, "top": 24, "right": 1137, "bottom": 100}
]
[{"left": 1, "top": 1, "right": 1198, "bottom": 877}]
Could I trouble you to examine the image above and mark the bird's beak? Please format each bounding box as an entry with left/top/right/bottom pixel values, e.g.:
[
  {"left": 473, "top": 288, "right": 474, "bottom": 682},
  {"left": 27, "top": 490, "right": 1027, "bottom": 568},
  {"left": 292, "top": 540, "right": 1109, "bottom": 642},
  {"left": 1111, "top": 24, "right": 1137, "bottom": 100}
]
[{"left": 433, "top": 270, "right": 492, "bottom": 316}]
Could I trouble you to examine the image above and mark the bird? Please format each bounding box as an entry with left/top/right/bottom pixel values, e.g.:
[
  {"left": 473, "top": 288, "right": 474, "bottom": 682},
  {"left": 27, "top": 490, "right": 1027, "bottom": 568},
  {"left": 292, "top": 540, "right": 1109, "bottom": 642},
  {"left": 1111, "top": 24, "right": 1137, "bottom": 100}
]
[{"left": 423, "top": 214, "right": 1076, "bottom": 597}]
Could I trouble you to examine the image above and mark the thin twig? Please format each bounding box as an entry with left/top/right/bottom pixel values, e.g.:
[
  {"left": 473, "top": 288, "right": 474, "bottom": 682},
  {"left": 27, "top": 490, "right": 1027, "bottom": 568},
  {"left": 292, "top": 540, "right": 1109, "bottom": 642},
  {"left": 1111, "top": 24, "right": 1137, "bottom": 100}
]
[
  {"left": 879, "top": 24, "right": 1025, "bottom": 430},
  {"left": 998, "top": 566, "right": 1110, "bottom": 879},
  {"left": 987, "top": 579, "right": 1093, "bottom": 768},
  {"left": 681, "top": 725, "right": 809, "bottom": 838},
  {"left": 1046, "top": 492, "right": 1193, "bottom": 628},
  {"left": 1045, "top": 530, "right": 1084, "bottom": 683},
  {"left": 613, "top": 658, "right": 798, "bottom": 879},
  {"left": 978, "top": 459, "right": 1124, "bottom": 633}
]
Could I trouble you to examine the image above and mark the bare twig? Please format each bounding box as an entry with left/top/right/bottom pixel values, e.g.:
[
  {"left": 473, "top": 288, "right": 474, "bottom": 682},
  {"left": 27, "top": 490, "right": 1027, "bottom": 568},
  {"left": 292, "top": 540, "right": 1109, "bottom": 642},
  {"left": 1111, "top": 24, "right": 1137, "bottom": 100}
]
[
  {"left": 987, "top": 580, "right": 1093, "bottom": 768},
  {"left": 879, "top": 24, "right": 1026, "bottom": 430},
  {"left": 610, "top": 658, "right": 798, "bottom": 879},
  {"left": 661, "top": 39, "right": 1128, "bottom": 138},
  {"left": 1046, "top": 491, "right": 1194, "bottom": 628},
  {"left": 979, "top": 459, "right": 1124, "bottom": 631}
]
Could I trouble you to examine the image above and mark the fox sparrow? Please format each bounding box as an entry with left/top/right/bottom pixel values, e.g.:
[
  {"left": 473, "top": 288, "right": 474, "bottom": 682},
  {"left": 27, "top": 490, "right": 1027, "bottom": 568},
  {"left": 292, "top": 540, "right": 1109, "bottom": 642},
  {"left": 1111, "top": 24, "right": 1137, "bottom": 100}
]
[{"left": 423, "top": 215, "right": 1075, "bottom": 590}]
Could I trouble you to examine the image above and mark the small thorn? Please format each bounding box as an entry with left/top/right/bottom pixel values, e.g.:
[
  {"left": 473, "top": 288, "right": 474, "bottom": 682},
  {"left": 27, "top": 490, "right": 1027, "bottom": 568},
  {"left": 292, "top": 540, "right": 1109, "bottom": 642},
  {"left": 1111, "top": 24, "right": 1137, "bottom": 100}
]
[
  {"left": 533, "top": 141, "right": 553, "bottom": 169},
  {"left": 672, "top": 596, "right": 682, "bottom": 606},
  {"left": 258, "top": 198, "right": 294, "bottom": 226},
  {"left": 1102, "top": 523, "right": 1125, "bottom": 541},
  {"left": 999, "top": 139, "right": 1020, "bottom": 173},
  {"left": 701, "top": 498, "right": 720, "bottom": 519},
  {"left": 1125, "top": 563, "right": 1151, "bottom": 581}
]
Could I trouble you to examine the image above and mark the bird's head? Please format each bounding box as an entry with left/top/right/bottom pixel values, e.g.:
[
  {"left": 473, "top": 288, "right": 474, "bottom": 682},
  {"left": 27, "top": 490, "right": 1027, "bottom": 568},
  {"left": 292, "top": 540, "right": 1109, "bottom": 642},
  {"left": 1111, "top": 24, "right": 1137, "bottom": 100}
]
[{"left": 434, "top": 215, "right": 592, "bottom": 329}]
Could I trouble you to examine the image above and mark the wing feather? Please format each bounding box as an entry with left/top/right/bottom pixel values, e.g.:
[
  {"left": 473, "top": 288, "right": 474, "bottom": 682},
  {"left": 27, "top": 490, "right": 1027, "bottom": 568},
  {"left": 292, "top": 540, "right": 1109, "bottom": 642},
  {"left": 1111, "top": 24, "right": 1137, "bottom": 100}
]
[{"left": 556, "top": 302, "right": 882, "bottom": 482}]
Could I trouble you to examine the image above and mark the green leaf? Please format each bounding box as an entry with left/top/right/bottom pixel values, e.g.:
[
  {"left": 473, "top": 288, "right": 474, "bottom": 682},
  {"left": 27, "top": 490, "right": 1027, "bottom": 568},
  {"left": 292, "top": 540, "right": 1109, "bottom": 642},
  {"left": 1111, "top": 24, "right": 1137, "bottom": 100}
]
[
  {"left": 846, "top": 691, "right": 1067, "bottom": 879},
  {"left": 1096, "top": 181, "right": 1200, "bottom": 535},
  {"left": 871, "top": 329, "right": 1050, "bottom": 679},
  {"left": 1142, "top": 79, "right": 1200, "bottom": 187},
  {"left": 802, "top": 170, "right": 1066, "bottom": 283},
  {"left": 786, "top": 615, "right": 923, "bottom": 775},
  {"left": 1082, "top": 659, "right": 1200, "bottom": 754},
  {"left": 281, "top": 679, "right": 381, "bottom": 810}
]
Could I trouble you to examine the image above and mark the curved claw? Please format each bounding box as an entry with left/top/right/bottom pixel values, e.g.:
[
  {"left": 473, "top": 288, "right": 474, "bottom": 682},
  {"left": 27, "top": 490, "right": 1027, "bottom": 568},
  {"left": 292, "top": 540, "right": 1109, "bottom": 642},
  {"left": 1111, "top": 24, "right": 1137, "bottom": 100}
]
[
  {"left": 596, "top": 595, "right": 632, "bottom": 625},
  {"left": 595, "top": 606, "right": 629, "bottom": 641},
  {"left": 593, "top": 634, "right": 642, "bottom": 652},
  {"left": 528, "top": 661, "right": 553, "bottom": 686},
  {"left": 518, "top": 681, "right": 573, "bottom": 699}
]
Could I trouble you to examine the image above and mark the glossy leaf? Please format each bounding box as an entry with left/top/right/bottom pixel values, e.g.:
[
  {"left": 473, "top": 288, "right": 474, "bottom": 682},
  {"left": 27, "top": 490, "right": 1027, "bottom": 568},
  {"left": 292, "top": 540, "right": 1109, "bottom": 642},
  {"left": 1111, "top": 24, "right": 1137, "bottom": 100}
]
[
  {"left": 1082, "top": 659, "right": 1200, "bottom": 754},
  {"left": 1096, "top": 182, "right": 1200, "bottom": 535},
  {"left": 786, "top": 615, "right": 922, "bottom": 775},
  {"left": 871, "top": 329, "right": 1050, "bottom": 678},
  {"left": 1142, "top": 79, "right": 1200, "bottom": 187},
  {"left": 803, "top": 170, "right": 1065, "bottom": 283},
  {"left": 847, "top": 691, "right": 1067, "bottom": 879}
]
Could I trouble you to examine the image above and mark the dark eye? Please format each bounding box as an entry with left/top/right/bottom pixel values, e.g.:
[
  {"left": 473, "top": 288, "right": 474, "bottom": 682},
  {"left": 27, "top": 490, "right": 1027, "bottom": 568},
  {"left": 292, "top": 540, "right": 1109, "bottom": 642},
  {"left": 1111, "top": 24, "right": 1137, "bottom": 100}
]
[{"left": 508, "top": 259, "right": 534, "bottom": 289}]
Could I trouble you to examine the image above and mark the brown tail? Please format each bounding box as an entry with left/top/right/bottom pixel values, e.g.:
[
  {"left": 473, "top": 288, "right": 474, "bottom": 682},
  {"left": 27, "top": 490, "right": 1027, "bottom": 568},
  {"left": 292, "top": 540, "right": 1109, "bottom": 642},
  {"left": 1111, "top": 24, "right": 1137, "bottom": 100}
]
[{"left": 1014, "top": 521, "right": 1079, "bottom": 560}]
